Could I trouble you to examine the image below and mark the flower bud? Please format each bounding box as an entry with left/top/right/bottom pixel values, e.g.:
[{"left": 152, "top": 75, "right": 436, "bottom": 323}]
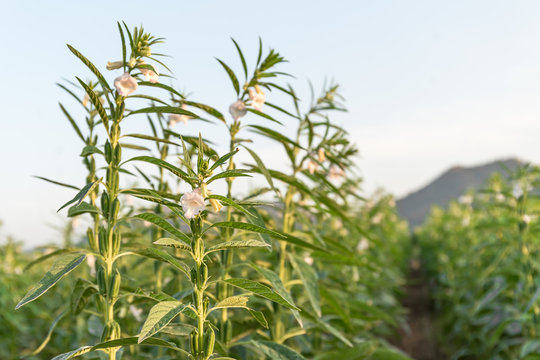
[
  {"left": 106, "top": 61, "right": 124, "bottom": 70},
  {"left": 209, "top": 198, "right": 223, "bottom": 213},
  {"left": 318, "top": 148, "right": 326, "bottom": 162}
]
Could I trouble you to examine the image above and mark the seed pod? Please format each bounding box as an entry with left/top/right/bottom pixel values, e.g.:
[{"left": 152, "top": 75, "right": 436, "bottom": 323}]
[
  {"left": 104, "top": 141, "right": 112, "bottom": 164},
  {"left": 98, "top": 227, "right": 109, "bottom": 257},
  {"left": 101, "top": 192, "right": 110, "bottom": 218},
  {"left": 109, "top": 269, "right": 121, "bottom": 298},
  {"left": 203, "top": 328, "right": 215, "bottom": 357},
  {"left": 191, "top": 268, "right": 198, "bottom": 285},
  {"left": 110, "top": 198, "right": 120, "bottom": 221},
  {"left": 190, "top": 329, "right": 199, "bottom": 355},
  {"left": 113, "top": 144, "right": 122, "bottom": 164},
  {"left": 86, "top": 227, "right": 96, "bottom": 250},
  {"left": 97, "top": 267, "right": 107, "bottom": 296},
  {"left": 203, "top": 297, "right": 209, "bottom": 314},
  {"left": 199, "top": 263, "right": 208, "bottom": 288},
  {"left": 101, "top": 321, "right": 121, "bottom": 342},
  {"left": 112, "top": 231, "right": 121, "bottom": 256}
]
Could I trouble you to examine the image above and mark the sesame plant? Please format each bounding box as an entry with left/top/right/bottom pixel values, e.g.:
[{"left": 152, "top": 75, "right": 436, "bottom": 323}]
[
  {"left": 13, "top": 22, "right": 412, "bottom": 360},
  {"left": 418, "top": 164, "right": 540, "bottom": 359}
]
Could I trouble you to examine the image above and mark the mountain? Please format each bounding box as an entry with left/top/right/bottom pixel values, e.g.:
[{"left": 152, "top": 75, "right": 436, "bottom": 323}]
[{"left": 396, "top": 158, "right": 522, "bottom": 229}]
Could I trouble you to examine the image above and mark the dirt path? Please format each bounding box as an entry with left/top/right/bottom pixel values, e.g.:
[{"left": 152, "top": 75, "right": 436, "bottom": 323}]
[{"left": 393, "top": 259, "right": 445, "bottom": 360}]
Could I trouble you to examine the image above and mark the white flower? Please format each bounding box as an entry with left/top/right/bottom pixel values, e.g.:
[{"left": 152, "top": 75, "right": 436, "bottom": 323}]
[
  {"left": 114, "top": 72, "right": 138, "bottom": 97},
  {"left": 357, "top": 238, "right": 369, "bottom": 252},
  {"left": 328, "top": 165, "right": 345, "bottom": 180},
  {"left": 168, "top": 104, "right": 190, "bottom": 126},
  {"left": 307, "top": 159, "right": 317, "bottom": 174},
  {"left": 522, "top": 214, "right": 531, "bottom": 224},
  {"left": 303, "top": 254, "right": 314, "bottom": 265},
  {"left": 181, "top": 188, "right": 206, "bottom": 219},
  {"left": 106, "top": 60, "right": 124, "bottom": 70},
  {"left": 71, "top": 217, "right": 79, "bottom": 229},
  {"left": 139, "top": 63, "right": 159, "bottom": 83},
  {"left": 143, "top": 220, "right": 151, "bottom": 227},
  {"left": 86, "top": 254, "right": 96, "bottom": 276},
  {"left": 458, "top": 195, "right": 473, "bottom": 205},
  {"left": 229, "top": 100, "right": 247, "bottom": 120},
  {"left": 462, "top": 216, "right": 470, "bottom": 227},
  {"left": 318, "top": 148, "right": 326, "bottom": 162},
  {"left": 495, "top": 193, "right": 505, "bottom": 202},
  {"left": 248, "top": 85, "right": 265, "bottom": 111},
  {"left": 371, "top": 212, "right": 383, "bottom": 224}
]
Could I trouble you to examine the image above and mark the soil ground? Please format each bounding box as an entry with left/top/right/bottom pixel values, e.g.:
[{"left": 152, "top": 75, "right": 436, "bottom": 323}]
[{"left": 393, "top": 259, "right": 446, "bottom": 360}]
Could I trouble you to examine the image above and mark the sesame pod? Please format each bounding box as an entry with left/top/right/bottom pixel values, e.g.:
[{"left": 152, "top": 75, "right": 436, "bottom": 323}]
[
  {"left": 191, "top": 268, "right": 198, "bottom": 286},
  {"left": 203, "top": 297, "right": 209, "bottom": 314},
  {"left": 104, "top": 141, "right": 112, "bottom": 164},
  {"left": 97, "top": 267, "right": 107, "bottom": 296},
  {"left": 86, "top": 227, "right": 96, "bottom": 251},
  {"left": 101, "top": 192, "right": 110, "bottom": 218},
  {"left": 98, "top": 227, "right": 109, "bottom": 257},
  {"left": 101, "top": 321, "right": 120, "bottom": 342},
  {"left": 109, "top": 269, "right": 121, "bottom": 298},
  {"left": 225, "top": 320, "right": 233, "bottom": 343},
  {"left": 203, "top": 328, "right": 215, "bottom": 357},
  {"left": 112, "top": 231, "right": 121, "bottom": 256},
  {"left": 114, "top": 144, "right": 122, "bottom": 164},
  {"left": 198, "top": 263, "right": 207, "bottom": 288},
  {"left": 111, "top": 198, "right": 120, "bottom": 221},
  {"left": 190, "top": 330, "right": 199, "bottom": 354}
]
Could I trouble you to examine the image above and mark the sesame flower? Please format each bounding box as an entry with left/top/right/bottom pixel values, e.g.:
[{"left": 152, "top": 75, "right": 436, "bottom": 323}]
[
  {"left": 318, "top": 148, "right": 326, "bottom": 162},
  {"left": 168, "top": 104, "right": 190, "bottom": 126},
  {"left": 181, "top": 188, "right": 206, "bottom": 219},
  {"left": 106, "top": 60, "right": 123, "bottom": 70},
  {"left": 357, "top": 238, "right": 369, "bottom": 252},
  {"left": 114, "top": 72, "right": 138, "bottom": 97},
  {"left": 229, "top": 100, "right": 247, "bottom": 120},
  {"left": 304, "top": 254, "right": 314, "bottom": 265},
  {"left": 248, "top": 85, "right": 265, "bottom": 111},
  {"left": 307, "top": 159, "right": 317, "bottom": 174},
  {"left": 458, "top": 195, "right": 473, "bottom": 205},
  {"left": 328, "top": 165, "right": 345, "bottom": 180},
  {"left": 139, "top": 62, "right": 159, "bottom": 83},
  {"left": 522, "top": 214, "right": 531, "bottom": 224}
]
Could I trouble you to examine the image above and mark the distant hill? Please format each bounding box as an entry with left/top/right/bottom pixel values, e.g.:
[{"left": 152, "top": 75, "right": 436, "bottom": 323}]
[{"left": 396, "top": 158, "right": 522, "bottom": 229}]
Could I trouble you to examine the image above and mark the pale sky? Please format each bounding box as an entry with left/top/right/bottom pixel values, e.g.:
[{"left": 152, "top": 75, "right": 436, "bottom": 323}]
[{"left": 1, "top": 1, "right": 540, "bottom": 246}]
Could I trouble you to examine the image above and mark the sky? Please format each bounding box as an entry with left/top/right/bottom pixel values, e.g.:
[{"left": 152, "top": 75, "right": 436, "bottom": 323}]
[{"left": 1, "top": 1, "right": 540, "bottom": 246}]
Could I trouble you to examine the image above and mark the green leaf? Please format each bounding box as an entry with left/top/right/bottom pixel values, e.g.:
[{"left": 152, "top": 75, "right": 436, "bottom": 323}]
[
  {"left": 71, "top": 278, "right": 97, "bottom": 315},
  {"left": 251, "top": 264, "right": 302, "bottom": 327},
  {"left": 51, "top": 346, "right": 92, "bottom": 360},
  {"left": 299, "top": 306, "right": 352, "bottom": 347},
  {"left": 125, "top": 156, "right": 194, "bottom": 185},
  {"left": 206, "top": 169, "right": 252, "bottom": 184},
  {"left": 231, "top": 38, "right": 248, "bottom": 79},
  {"left": 242, "top": 145, "right": 276, "bottom": 192},
  {"left": 216, "top": 58, "right": 239, "bottom": 95},
  {"left": 138, "top": 301, "right": 187, "bottom": 343},
  {"left": 154, "top": 237, "right": 191, "bottom": 251},
  {"left": 30, "top": 310, "right": 68, "bottom": 356},
  {"left": 246, "top": 108, "right": 283, "bottom": 125},
  {"left": 208, "top": 221, "right": 282, "bottom": 238},
  {"left": 248, "top": 309, "right": 269, "bottom": 328},
  {"left": 206, "top": 239, "right": 270, "bottom": 254},
  {"left": 134, "top": 248, "right": 190, "bottom": 277},
  {"left": 138, "top": 81, "right": 184, "bottom": 98},
  {"left": 128, "top": 105, "right": 198, "bottom": 118},
  {"left": 248, "top": 125, "right": 302, "bottom": 149},
  {"left": 207, "top": 194, "right": 255, "bottom": 218},
  {"left": 209, "top": 148, "right": 239, "bottom": 172},
  {"left": 76, "top": 77, "right": 110, "bottom": 131},
  {"left": 289, "top": 254, "right": 320, "bottom": 317},
  {"left": 80, "top": 145, "right": 104, "bottom": 157},
  {"left": 213, "top": 295, "right": 249, "bottom": 310},
  {"left": 67, "top": 44, "right": 111, "bottom": 91},
  {"left": 120, "top": 143, "right": 151, "bottom": 151},
  {"left": 92, "top": 336, "right": 189, "bottom": 355},
  {"left": 67, "top": 202, "right": 100, "bottom": 217},
  {"left": 57, "top": 179, "right": 101, "bottom": 212},
  {"left": 24, "top": 248, "right": 83, "bottom": 271},
  {"left": 250, "top": 340, "right": 305, "bottom": 360},
  {"left": 313, "top": 342, "right": 377, "bottom": 360},
  {"left": 183, "top": 100, "right": 225, "bottom": 123},
  {"left": 122, "top": 133, "right": 180, "bottom": 146},
  {"left": 369, "top": 348, "right": 413, "bottom": 360},
  {"left": 33, "top": 175, "right": 79, "bottom": 190},
  {"left": 135, "top": 213, "right": 192, "bottom": 244},
  {"left": 16, "top": 253, "right": 86, "bottom": 309},
  {"left": 224, "top": 278, "right": 299, "bottom": 310},
  {"left": 59, "top": 103, "right": 85, "bottom": 142}
]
